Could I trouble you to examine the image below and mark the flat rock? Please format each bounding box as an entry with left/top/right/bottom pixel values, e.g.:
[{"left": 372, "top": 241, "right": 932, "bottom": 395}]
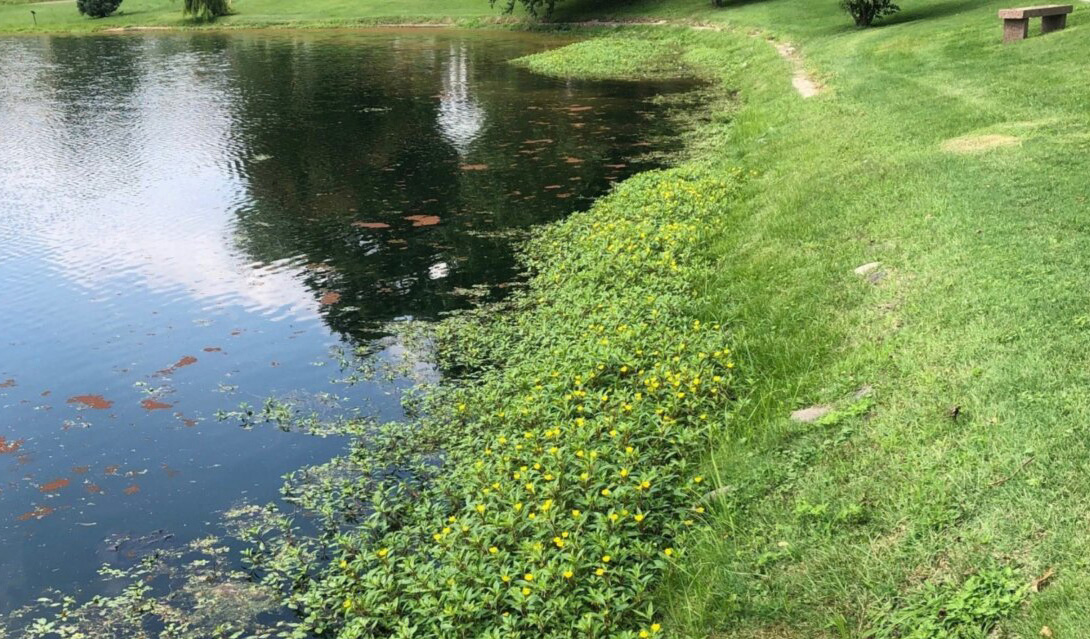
[
  {"left": 790, "top": 405, "right": 832, "bottom": 423},
  {"left": 854, "top": 262, "right": 881, "bottom": 276}
]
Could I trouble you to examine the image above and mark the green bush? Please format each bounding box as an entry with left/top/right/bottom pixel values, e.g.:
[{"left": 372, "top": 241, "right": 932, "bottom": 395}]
[
  {"left": 182, "top": 0, "right": 229, "bottom": 20},
  {"left": 840, "top": 0, "right": 900, "bottom": 26},
  {"left": 76, "top": 0, "right": 120, "bottom": 18}
]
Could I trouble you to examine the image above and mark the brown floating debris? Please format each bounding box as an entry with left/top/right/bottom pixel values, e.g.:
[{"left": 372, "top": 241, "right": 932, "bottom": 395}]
[
  {"left": 72, "top": 466, "right": 89, "bottom": 474},
  {"left": 104, "top": 465, "right": 120, "bottom": 476},
  {"left": 17, "top": 505, "right": 54, "bottom": 521},
  {"left": 140, "top": 399, "right": 173, "bottom": 411},
  {"left": 123, "top": 484, "right": 140, "bottom": 495},
  {"left": 202, "top": 347, "right": 222, "bottom": 353},
  {"left": 405, "top": 215, "right": 441, "bottom": 227},
  {"left": 352, "top": 221, "right": 391, "bottom": 229},
  {"left": 174, "top": 356, "right": 197, "bottom": 368},
  {"left": 85, "top": 483, "right": 102, "bottom": 494},
  {"left": 67, "top": 395, "right": 113, "bottom": 410},
  {"left": 0, "top": 437, "right": 24, "bottom": 454},
  {"left": 0, "top": 378, "right": 14, "bottom": 388},
  {"left": 319, "top": 291, "right": 342, "bottom": 306},
  {"left": 459, "top": 164, "right": 489, "bottom": 171},
  {"left": 39, "top": 478, "right": 70, "bottom": 493}
]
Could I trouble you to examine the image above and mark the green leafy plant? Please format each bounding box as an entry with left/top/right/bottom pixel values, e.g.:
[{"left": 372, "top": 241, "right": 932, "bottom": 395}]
[
  {"left": 226, "top": 167, "right": 749, "bottom": 639},
  {"left": 76, "top": 0, "right": 120, "bottom": 18},
  {"left": 182, "top": 0, "right": 229, "bottom": 20},
  {"left": 869, "top": 565, "right": 1028, "bottom": 639},
  {"left": 840, "top": 0, "right": 900, "bottom": 26}
]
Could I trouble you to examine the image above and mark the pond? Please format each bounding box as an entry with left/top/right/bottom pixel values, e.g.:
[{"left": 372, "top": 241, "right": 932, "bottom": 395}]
[{"left": 0, "top": 29, "right": 691, "bottom": 613}]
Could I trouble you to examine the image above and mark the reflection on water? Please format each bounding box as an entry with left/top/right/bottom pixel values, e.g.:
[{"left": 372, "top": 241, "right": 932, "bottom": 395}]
[{"left": 0, "top": 29, "right": 690, "bottom": 610}]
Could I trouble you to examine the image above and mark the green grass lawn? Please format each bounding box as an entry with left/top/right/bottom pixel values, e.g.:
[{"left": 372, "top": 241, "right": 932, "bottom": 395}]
[
  {"left": 5, "top": 0, "right": 1090, "bottom": 636},
  {"left": 0, "top": 0, "right": 516, "bottom": 33},
  {"left": 528, "top": 3, "right": 1090, "bottom": 638}
]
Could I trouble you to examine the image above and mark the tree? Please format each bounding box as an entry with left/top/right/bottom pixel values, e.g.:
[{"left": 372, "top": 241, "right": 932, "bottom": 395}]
[
  {"left": 841, "top": 0, "right": 900, "bottom": 26},
  {"left": 183, "top": 0, "right": 230, "bottom": 20},
  {"left": 76, "top": 0, "right": 121, "bottom": 18},
  {"left": 491, "top": 0, "right": 558, "bottom": 18}
]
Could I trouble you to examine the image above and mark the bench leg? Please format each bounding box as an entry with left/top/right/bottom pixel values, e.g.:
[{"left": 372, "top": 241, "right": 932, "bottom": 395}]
[
  {"left": 1042, "top": 13, "right": 1067, "bottom": 34},
  {"left": 1003, "top": 17, "right": 1028, "bottom": 42}
]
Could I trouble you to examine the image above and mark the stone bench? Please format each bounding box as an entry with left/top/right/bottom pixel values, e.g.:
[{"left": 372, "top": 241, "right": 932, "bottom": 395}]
[{"left": 999, "top": 5, "right": 1073, "bottom": 42}]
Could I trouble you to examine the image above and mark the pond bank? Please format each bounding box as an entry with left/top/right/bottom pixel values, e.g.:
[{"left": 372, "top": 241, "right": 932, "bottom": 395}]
[{"left": 9, "top": 0, "right": 1090, "bottom": 635}]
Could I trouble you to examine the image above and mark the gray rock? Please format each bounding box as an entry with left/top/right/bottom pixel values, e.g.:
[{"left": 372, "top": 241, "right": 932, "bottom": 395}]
[{"left": 790, "top": 405, "right": 832, "bottom": 423}]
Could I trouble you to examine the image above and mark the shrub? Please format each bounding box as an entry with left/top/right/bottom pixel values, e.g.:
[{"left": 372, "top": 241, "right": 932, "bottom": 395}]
[
  {"left": 182, "top": 0, "right": 229, "bottom": 20},
  {"left": 841, "top": 0, "right": 900, "bottom": 26},
  {"left": 76, "top": 0, "right": 120, "bottom": 18}
]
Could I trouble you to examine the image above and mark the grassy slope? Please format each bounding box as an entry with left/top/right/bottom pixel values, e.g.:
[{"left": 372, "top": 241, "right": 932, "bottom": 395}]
[{"left": 524, "top": 2, "right": 1090, "bottom": 637}]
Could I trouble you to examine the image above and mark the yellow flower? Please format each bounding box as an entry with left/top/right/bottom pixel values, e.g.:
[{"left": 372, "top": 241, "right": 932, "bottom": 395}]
[
  {"left": 502, "top": 575, "right": 511, "bottom": 583},
  {"left": 343, "top": 598, "right": 352, "bottom": 610},
  {"left": 619, "top": 468, "right": 629, "bottom": 478},
  {"left": 602, "top": 555, "right": 611, "bottom": 563},
  {"left": 640, "top": 632, "right": 649, "bottom": 639},
  {"left": 376, "top": 548, "right": 389, "bottom": 558},
  {"left": 652, "top": 623, "right": 662, "bottom": 632},
  {"left": 553, "top": 537, "right": 565, "bottom": 548},
  {"left": 522, "top": 587, "right": 531, "bottom": 596},
  {"left": 634, "top": 514, "right": 645, "bottom": 523},
  {"left": 641, "top": 480, "right": 651, "bottom": 489},
  {"left": 609, "top": 513, "right": 619, "bottom": 522},
  {"left": 601, "top": 488, "right": 611, "bottom": 497},
  {"left": 475, "top": 504, "right": 486, "bottom": 515},
  {"left": 571, "top": 509, "right": 581, "bottom": 518},
  {"left": 595, "top": 568, "right": 605, "bottom": 576},
  {"left": 524, "top": 573, "right": 534, "bottom": 581},
  {"left": 664, "top": 548, "right": 674, "bottom": 557},
  {"left": 513, "top": 472, "right": 521, "bottom": 480},
  {"left": 544, "top": 473, "right": 555, "bottom": 481},
  {"left": 563, "top": 570, "right": 574, "bottom": 579},
  {"left": 514, "top": 502, "right": 523, "bottom": 511},
  {"left": 489, "top": 546, "right": 499, "bottom": 554},
  {"left": 693, "top": 476, "right": 704, "bottom": 483}
]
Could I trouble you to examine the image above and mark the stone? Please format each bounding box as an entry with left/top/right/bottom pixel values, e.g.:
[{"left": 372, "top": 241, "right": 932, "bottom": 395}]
[
  {"left": 853, "top": 262, "right": 881, "bottom": 276},
  {"left": 790, "top": 405, "right": 832, "bottom": 423}
]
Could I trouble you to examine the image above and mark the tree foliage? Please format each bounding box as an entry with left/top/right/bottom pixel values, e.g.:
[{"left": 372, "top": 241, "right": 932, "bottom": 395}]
[
  {"left": 491, "top": 0, "right": 559, "bottom": 18},
  {"left": 76, "top": 0, "right": 121, "bottom": 18},
  {"left": 841, "top": 0, "right": 900, "bottom": 26},
  {"left": 182, "top": 0, "right": 229, "bottom": 20}
]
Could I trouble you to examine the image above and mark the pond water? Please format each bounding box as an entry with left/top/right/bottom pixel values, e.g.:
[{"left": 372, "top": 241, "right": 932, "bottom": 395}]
[{"left": 0, "top": 29, "right": 689, "bottom": 612}]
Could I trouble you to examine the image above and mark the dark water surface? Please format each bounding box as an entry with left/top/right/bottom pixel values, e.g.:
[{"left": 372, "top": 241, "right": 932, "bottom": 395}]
[{"left": 0, "top": 29, "right": 687, "bottom": 610}]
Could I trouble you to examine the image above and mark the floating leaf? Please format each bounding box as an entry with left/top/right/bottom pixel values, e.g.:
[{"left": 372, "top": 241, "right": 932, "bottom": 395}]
[{"left": 67, "top": 395, "right": 113, "bottom": 409}]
